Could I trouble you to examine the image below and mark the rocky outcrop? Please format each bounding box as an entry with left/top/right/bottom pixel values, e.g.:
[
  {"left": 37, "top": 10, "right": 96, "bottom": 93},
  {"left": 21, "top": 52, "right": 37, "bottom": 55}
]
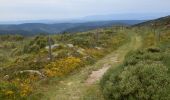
[
  {"left": 18, "top": 70, "right": 45, "bottom": 78},
  {"left": 45, "top": 44, "right": 60, "bottom": 50}
]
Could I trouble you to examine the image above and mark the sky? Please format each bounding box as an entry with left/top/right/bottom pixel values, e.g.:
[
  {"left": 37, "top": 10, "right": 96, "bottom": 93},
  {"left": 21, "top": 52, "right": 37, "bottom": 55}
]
[{"left": 0, "top": 0, "right": 170, "bottom": 21}]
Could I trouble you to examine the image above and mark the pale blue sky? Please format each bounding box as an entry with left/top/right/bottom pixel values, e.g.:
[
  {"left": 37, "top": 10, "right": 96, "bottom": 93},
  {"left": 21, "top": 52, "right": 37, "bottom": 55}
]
[{"left": 0, "top": 0, "right": 170, "bottom": 21}]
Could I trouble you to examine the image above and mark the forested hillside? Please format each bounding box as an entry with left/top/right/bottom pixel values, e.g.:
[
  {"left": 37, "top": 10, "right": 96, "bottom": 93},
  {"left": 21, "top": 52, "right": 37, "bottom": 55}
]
[{"left": 0, "top": 20, "right": 143, "bottom": 35}]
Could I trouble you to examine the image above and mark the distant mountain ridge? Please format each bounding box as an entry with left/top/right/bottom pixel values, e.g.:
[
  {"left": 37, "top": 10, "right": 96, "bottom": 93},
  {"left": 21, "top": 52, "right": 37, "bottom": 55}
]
[
  {"left": 1, "top": 12, "right": 169, "bottom": 24},
  {"left": 134, "top": 15, "right": 170, "bottom": 28},
  {"left": 0, "top": 20, "right": 144, "bottom": 35},
  {"left": 83, "top": 13, "right": 170, "bottom": 21}
]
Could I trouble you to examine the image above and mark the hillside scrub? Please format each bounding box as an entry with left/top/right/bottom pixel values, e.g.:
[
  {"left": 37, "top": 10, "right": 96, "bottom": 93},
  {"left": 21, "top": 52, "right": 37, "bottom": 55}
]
[
  {"left": 100, "top": 48, "right": 170, "bottom": 100},
  {"left": 0, "top": 27, "right": 128, "bottom": 99},
  {"left": 101, "top": 23, "right": 170, "bottom": 100}
]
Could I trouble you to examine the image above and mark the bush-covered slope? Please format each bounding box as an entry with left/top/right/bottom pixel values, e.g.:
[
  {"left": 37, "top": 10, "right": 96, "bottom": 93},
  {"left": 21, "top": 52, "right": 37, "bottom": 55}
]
[
  {"left": 0, "top": 26, "right": 129, "bottom": 99},
  {"left": 101, "top": 48, "right": 170, "bottom": 100},
  {"left": 101, "top": 16, "right": 170, "bottom": 100}
]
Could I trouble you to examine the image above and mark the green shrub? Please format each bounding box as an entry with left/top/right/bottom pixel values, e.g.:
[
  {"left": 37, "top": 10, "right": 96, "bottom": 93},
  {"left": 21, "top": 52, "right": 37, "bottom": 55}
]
[
  {"left": 146, "top": 47, "right": 161, "bottom": 53},
  {"left": 101, "top": 62, "right": 170, "bottom": 100},
  {"left": 101, "top": 46, "right": 170, "bottom": 100},
  {"left": 0, "top": 35, "right": 24, "bottom": 41},
  {"left": 123, "top": 48, "right": 164, "bottom": 66},
  {"left": 23, "top": 35, "right": 51, "bottom": 53}
]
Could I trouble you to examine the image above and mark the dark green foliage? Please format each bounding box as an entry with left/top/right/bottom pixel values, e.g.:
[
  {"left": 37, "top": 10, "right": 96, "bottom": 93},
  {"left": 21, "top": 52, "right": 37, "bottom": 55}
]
[
  {"left": 146, "top": 47, "right": 161, "bottom": 53},
  {"left": 123, "top": 48, "right": 163, "bottom": 66},
  {"left": 23, "top": 35, "right": 52, "bottom": 53},
  {"left": 30, "top": 36, "right": 48, "bottom": 48}
]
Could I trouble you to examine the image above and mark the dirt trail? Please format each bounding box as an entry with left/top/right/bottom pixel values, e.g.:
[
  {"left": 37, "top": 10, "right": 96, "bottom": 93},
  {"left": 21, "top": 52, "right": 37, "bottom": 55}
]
[
  {"left": 85, "top": 56, "right": 118, "bottom": 85},
  {"left": 85, "top": 34, "right": 142, "bottom": 85},
  {"left": 40, "top": 34, "right": 142, "bottom": 100},
  {"left": 85, "top": 34, "right": 142, "bottom": 86}
]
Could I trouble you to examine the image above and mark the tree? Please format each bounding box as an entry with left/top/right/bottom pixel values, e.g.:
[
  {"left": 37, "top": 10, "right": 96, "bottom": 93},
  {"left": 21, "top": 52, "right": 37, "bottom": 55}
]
[{"left": 48, "top": 36, "right": 52, "bottom": 61}]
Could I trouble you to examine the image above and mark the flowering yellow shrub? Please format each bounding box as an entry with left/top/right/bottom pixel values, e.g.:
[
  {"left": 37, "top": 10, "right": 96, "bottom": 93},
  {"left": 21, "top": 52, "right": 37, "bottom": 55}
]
[
  {"left": 5, "top": 90, "right": 14, "bottom": 96},
  {"left": 12, "top": 77, "right": 33, "bottom": 97},
  {"left": 0, "top": 79, "right": 33, "bottom": 99},
  {"left": 45, "top": 57, "right": 82, "bottom": 77},
  {"left": 1, "top": 75, "right": 36, "bottom": 99},
  {"left": 44, "top": 69, "right": 57, "bottom": 77},
  {"left": 20, "top": 83, "right": 32, "bottom": 97}
]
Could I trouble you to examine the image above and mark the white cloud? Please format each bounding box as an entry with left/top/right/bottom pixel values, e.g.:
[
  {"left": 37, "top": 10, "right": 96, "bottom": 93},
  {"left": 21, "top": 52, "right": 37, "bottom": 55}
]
[{"left": 0, "top": 0, "right": 170, "bottom": 21}]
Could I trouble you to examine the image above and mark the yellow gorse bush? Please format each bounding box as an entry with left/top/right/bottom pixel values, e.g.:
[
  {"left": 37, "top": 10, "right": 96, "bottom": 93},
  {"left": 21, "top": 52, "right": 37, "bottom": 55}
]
[
  {"left": 0, "top": 78, "right": 33, "bottom": 99},
  {"left": 5, "top": 90, "right": 14, "bottom": 96},
  {"left": 45, "top": 57, "right": 82, "bottom": 77},
  {"left": 13, "top": 79, "right": 33, "bottom": 97},
  {"left": 20, "top": 83, "right": 32, "bottom": 97}
]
